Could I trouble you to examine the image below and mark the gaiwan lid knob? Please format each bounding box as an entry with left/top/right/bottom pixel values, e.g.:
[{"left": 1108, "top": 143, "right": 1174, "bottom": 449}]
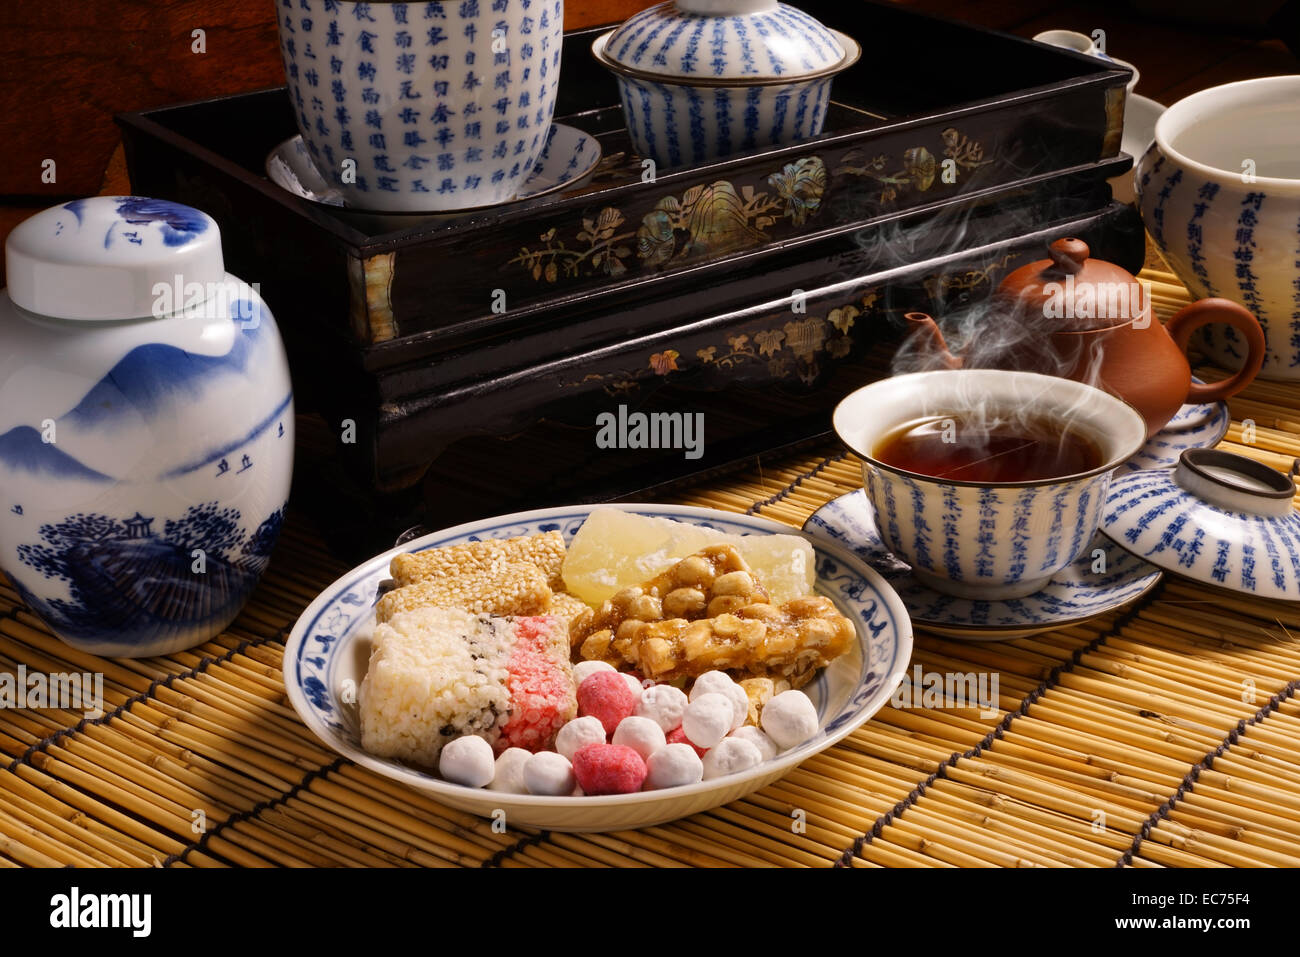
[
  {"left": 994, "top": 237, "right": 1147, "bottom": 332},
  {"left": 5, "top": 196, "right": 224, "bottom": 321}
]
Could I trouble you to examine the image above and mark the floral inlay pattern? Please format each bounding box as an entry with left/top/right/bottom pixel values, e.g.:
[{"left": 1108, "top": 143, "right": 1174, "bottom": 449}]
[
  {"left": 510, "top": 157, "right": 828, "bottom": 284},
  {"left": 836, "top": 127, "right": 992, "bottom": 202},
  {"left": 563, "top": 293, "right": 875, "bottom": 396}
]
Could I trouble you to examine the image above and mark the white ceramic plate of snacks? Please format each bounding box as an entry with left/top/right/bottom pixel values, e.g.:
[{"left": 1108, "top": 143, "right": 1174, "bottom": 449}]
[{"left": 283, "top": 504, "right": 911, "bottom": 832}]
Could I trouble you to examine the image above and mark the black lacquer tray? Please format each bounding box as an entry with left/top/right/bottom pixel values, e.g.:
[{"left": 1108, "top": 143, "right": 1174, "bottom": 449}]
[{"left": 117, "top": 1, "right": 1140, "bottom": 556}]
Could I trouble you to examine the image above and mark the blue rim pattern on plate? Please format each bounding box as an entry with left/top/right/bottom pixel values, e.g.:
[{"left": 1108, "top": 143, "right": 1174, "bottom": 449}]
[
  {"left": 283, "top": 503, "right": 912, "bottom": 825},
  {"left": 804, "top": 490, "right": 1163, "bottom": 640}
]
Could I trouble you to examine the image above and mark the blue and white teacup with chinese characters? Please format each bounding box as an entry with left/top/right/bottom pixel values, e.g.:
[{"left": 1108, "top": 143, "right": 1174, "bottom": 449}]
[
  {"left": 1136, "top": 76, "right": 1300, "bottom": 380},
  {"left": 276, "top": 0, "right": 564, "bottom": 212},
  {"left": 833, "top": 370, "right": 1146, "bottom": 600}
]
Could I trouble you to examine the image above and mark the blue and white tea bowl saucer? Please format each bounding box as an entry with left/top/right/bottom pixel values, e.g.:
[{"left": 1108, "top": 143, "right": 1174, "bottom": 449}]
[
  {"left": 1119, "top": 386, "right": 1230, "bottom": 473},
  {"left": 266, "top": 122, "right": 602, "bottom": 224},
  {"left": 804, "top": 490, "right": 1164, "bottom": 640}
]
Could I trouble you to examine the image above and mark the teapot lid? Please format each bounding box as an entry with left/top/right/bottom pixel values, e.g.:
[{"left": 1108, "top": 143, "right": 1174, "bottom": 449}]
[
  {"left": 594, "top": 0, "right": 859, "bottom": 86},
  {"left": 5, "top": 196, "right": 224, "bottom": 321},
  {"left": 995, "top": 237, "right": 1149, "bottom": 332}
]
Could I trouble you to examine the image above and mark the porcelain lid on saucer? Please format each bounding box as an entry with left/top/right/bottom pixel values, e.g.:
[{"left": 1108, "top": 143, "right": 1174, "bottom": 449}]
[
  {"left": 1102, "top": 449, "right": 1300, "bottom": 601},
  {"left": 5, "top": 196, "right": 224, "bottom": 321},
  {"left": 596, "top": 0, "right": 855, "bottom": 85}
]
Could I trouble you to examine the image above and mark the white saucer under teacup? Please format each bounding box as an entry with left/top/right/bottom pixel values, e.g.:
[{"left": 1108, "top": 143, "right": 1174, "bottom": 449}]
[
  {"left": 1119, "top": 381, "right": 1230, "bottom": 472},
  {"left": 265, "top": 123, "right": 602, "bottom": 228},
  {"left": 804, "top": 490, "right": 1163, "bottom": 640}
]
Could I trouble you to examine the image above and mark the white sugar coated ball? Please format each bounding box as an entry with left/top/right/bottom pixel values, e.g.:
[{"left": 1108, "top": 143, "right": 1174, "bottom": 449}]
[
  {"left": 487, "top": 747, "right": 532, "bottom": 793},
  {"left": 636, "top": 683, "right": 688, "bottom": 732},
  {"left": 728, "top": 725, "right": 779, "bottom": 762},
  {"left": 555, "top": 715, "right": 607, "bottom": 761},
  {"left": 702, "top": 737, "right": 763, "bottom": 780},
  {"left": 439, "top": 735, "right": 495, "bottom": 788},
  {"left": 611, "top": 715, "right": 667, "bottom": 761},
  {"left": 682, "top": 693, "right": 733, "bottom": 749},
  {"left": 523, "top": 751, "right": 575, "bottom": 796},
  {"left": 645, "top": 742, "right": 705, "bottom": 790},
  {"left": 689, "top": 671, "right": 748, "bottom": 731},
  {"left": 622, "top": 672, "right": 645, "bottom": 701},
  {"left": 760, "top": 690, "right": 818, "bottom": 751},
  {"left": 573, "top": 660, "right": 616, "bottom": 684}
]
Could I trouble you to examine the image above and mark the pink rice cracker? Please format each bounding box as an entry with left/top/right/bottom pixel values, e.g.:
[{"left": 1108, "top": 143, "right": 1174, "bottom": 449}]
[{"left": 496, "top": 616, "right": 578, "bottom": 753}]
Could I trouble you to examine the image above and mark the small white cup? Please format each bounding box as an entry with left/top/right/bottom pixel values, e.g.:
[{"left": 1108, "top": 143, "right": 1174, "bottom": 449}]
[{"left": 1033, "top": 29, "right": 1104, "bottom": 57}]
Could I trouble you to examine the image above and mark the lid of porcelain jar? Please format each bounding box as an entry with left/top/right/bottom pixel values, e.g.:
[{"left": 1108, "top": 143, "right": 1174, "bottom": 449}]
[
  {"left": 594, "top": 0, "right": 859, "bottom": 85},
  {"left": 4, "top": 196, "right": 224, "bottom": 321}
]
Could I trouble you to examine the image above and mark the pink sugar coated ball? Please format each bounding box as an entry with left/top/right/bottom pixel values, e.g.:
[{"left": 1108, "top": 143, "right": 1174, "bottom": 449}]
[
  {"left": 571, "top": 743, "right": 648, "bottom": 795},
  {"left": 577, "top": 671, "right": 637, "bottom": 736},
  {"left": 665, "top": 725, "right": 707, "bottom": 758}
]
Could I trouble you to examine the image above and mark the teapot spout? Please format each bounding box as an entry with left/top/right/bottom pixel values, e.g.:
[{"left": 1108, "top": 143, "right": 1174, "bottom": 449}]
[{"left": 904, "top": 312, "right": 962, "bottom": 370}]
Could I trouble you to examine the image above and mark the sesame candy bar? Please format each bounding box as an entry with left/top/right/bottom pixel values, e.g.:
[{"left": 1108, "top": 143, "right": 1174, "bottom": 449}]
[
  {"left": 375, "top": 562, "right": 552, "bottom": 622},
  {"left": 390, "top": 531, "right": 567, "bottom": 590}
]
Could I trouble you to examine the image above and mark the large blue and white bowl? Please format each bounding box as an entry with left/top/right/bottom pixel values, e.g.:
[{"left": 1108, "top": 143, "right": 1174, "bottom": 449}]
[
  {"left": 593, "top": 0, "right": 860, "bottom": 169},
  {"left": 834, "top": 371, "right": 1148, "bottom": 600},
  {"left": 276, "top": 0, "right": 564, "bottom": 212},
  {"left": 1136, "top": 76, "right": 1300, "bottom": 380},
  {"left": 0, "top": 198, "right": 294, "bottom": 658}
]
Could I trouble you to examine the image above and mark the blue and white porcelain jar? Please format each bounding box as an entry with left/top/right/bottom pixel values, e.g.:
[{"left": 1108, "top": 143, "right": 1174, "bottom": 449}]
[
  {"left": 593, "top": 0, "right": 860, "bottom": 169},
  {"left": 276, "top": 0, "right": 564, "bottom": 212},
  {"left": 0, "top": 197, "right": 294, "bottom": 658}
]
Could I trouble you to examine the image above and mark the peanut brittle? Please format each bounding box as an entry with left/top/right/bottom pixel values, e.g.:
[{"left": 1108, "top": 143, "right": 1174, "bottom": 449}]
[
  {"left": 570, "top": 544, "right": 769, "bottom": 648},
  {"left": 572, "top": 545, "right": 855, "bottom": 686}
]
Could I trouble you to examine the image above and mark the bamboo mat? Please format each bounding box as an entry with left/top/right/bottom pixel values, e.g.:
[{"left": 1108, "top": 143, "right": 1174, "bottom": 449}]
[{"left": 3, "top": 268, "right": 1300, "bottom": 868}]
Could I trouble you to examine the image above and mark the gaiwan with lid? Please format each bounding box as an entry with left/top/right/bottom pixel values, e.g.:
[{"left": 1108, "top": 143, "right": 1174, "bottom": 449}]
[
  {"left": 593, "top": 0, "right": 861, "bottom": 168},
  {"left": 0, "top": 197, "right": 294, "bottom": 658},
  {"left": 903, "top": 237, "right": 1267, "bottom": 439}
]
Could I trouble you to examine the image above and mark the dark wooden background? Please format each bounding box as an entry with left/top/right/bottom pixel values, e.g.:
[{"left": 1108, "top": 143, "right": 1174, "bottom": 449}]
[{"left": 0, "top": 0, "right": 1295, "bottom": 284}]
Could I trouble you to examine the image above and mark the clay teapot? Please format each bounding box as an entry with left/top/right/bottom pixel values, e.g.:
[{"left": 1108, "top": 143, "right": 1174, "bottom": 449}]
[{"left": 905, "top": 238, "right": 1266, "bottom": 438}]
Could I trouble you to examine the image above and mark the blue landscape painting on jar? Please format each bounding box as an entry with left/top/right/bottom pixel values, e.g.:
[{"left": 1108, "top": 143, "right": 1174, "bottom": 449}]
[{"left": 0, "top": 283, "right": 295, "bottom": 657}]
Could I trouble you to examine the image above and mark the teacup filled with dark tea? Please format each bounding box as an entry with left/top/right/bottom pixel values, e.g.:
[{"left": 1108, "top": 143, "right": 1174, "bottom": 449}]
[
  {"left": 872, "top": 412, "right": 1103, "bottom": 484},
  {"left": 833, "top": 370, "right": 1147, "bottom": 599}
]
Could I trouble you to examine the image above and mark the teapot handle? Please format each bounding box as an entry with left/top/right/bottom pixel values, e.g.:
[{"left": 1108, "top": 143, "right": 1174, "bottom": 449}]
[{"left": 1164, "top": 298, "right": 1267, "bottom": 403}]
